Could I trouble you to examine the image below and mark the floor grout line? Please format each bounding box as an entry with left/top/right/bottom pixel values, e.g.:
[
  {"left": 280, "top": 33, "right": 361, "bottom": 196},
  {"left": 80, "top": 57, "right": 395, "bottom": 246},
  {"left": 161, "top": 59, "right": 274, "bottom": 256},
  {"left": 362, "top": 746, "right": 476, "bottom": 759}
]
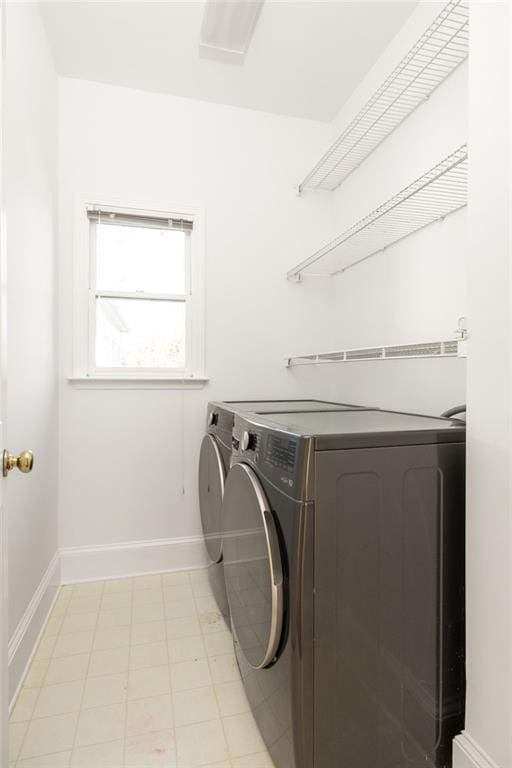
[
  {"left": 192, "top": 568, "right": 235, "bottom": 767},
  {"left": 164, "top": 570, "right": 183, "bottom": 768},
  {"left": 67, "top": 578, "right": 105, "bottom": 759},
  {"left": 121, "top": 570, "right": 138, "bottom": 767}
]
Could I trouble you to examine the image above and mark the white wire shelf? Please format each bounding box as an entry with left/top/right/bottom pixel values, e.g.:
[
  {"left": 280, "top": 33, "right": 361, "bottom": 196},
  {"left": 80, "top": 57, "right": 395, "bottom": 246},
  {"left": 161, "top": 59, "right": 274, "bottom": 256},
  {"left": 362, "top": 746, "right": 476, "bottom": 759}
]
[
  {"left": 298, "top": 0, "right": 469, "bottom": 194},
  {"left": 286, "top": 338, "right": 462, "bottom": 368},
  {"left": 287, "top": 144, "right": 467, "bottom": 281}
]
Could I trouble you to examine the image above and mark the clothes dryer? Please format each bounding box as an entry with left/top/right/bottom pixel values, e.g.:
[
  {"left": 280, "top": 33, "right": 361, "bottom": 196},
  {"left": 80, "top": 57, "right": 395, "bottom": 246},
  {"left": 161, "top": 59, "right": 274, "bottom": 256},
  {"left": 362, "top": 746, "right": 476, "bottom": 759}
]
[{"left": 222, "top": 409, "right": 466, "bottom": 768}]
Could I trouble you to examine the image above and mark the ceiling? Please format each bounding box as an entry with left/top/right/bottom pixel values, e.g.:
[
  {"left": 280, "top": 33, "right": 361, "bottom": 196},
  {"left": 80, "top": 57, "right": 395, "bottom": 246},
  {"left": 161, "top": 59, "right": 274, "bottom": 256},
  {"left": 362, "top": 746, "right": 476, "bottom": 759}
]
[{"left": 40, "top": 0, "right": 417, "bottom": 122}]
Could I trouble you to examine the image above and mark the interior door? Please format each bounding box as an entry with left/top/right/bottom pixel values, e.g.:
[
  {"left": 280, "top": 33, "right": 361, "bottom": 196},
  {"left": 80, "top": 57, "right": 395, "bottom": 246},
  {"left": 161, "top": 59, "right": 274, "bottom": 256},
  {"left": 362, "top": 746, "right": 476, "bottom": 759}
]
[
  {"left": 0, "top": 431, "right": 6, "bottom": 768},
  {"left": 222, "top": 462, "right": 284, "bottom": 669},
  {"left": 0, "top": 4, "right": 8, "bottom": 763}
]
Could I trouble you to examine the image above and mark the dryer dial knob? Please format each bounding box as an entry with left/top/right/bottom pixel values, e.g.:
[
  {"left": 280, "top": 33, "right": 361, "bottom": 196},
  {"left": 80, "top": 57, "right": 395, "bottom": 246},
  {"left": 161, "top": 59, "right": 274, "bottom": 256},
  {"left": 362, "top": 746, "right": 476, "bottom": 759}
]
[
  {"left": 208, "top": 412, "right": 218, "bottom": 427},
  {"left": 241, "top": 431, "right": 256, "bottom": 451}
]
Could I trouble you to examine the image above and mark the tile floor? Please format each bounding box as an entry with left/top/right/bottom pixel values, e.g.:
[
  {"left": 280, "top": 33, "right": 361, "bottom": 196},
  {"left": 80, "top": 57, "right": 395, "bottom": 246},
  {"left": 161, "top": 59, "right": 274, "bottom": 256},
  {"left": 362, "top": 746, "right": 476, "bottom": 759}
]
[{"left": 9, "top": 569, "right": 276, "bottom": 768}]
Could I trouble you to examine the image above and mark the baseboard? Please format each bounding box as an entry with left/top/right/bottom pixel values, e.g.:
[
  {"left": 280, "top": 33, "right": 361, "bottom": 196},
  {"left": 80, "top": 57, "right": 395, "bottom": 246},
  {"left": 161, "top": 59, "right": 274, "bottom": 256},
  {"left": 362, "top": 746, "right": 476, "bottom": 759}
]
[
  {"left": 8, "top": 550, "right": 61, "bottom": 703},
  {"left": 60, "top": 534, "right": 208, "bottom": 583},
  {"left": 453, "top": 732, "right": 500, "bottom": 768}
]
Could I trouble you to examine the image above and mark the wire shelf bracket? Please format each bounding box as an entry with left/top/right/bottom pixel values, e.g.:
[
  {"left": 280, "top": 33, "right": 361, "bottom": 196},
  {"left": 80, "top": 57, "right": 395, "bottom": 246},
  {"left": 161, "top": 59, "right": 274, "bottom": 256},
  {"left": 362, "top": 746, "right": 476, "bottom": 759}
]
[
  {"left": 298, "top": 0, "right": 469, "bottom": 194},
  {"left": 287, "top": 144, "right": 467, "bottom": 281}
]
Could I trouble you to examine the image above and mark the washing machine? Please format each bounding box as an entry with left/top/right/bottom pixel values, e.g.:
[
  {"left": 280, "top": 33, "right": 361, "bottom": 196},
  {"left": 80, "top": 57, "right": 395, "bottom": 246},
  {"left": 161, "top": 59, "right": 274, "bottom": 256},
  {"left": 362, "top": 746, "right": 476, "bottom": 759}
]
[
  {"left": 222, "top": 409, "right": 466, "bottom": 768},
  {"left": 198, "top": 400, "right": 370, "bottom": 624}
]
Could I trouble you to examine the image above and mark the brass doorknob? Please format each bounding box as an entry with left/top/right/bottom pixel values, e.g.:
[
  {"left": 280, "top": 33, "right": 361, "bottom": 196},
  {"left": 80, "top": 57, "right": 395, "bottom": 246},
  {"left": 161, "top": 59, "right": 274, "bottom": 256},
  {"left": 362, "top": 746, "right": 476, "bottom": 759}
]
[{"left": 3, "top": 450, "right": 34, "bottom": 477}]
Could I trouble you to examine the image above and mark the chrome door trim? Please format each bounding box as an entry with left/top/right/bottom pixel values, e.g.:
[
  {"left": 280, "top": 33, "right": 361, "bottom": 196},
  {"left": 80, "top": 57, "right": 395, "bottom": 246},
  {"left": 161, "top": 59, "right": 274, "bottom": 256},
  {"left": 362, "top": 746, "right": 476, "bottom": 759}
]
[
  {"left": 206, "top": 434, "right": 225, "bottom": 498},
  {"left": 199, "top": 434, "right": 225, "bottom": 564},
  {"left": 232, "top": 462, "right": 283, "bottom": 669}
]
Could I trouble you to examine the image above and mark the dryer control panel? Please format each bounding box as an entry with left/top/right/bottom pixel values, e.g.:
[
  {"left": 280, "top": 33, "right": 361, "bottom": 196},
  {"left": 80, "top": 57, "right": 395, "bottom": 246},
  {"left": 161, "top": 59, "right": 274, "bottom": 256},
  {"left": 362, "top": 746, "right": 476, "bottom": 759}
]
[
  {"left": 265, "top": 434, "right": 297, "bottom": 473},
  {"left": 231, "top": 415, "right": 308, "bottom": 500}
]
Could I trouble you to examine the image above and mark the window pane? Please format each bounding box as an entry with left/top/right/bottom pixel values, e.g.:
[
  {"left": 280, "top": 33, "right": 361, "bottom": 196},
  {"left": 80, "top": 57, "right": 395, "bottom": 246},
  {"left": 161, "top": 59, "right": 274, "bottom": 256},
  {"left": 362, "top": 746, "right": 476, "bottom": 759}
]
[
  {"left": 96, "top": 297, "right": 186, "bottom": 369},
  {"left": 95, "top": 222, "right": 187, "bottom": 294}
]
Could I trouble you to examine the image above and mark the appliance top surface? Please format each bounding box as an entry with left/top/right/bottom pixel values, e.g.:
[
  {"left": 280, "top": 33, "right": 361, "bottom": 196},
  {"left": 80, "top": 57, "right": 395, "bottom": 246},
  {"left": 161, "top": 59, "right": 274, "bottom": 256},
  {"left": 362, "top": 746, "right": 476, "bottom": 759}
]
[
  {"left": 244, "top": 409, "right": 465, "bottom": 449},
  {"left": 210, "top": 399, "right": 366, "bottom": 414}
]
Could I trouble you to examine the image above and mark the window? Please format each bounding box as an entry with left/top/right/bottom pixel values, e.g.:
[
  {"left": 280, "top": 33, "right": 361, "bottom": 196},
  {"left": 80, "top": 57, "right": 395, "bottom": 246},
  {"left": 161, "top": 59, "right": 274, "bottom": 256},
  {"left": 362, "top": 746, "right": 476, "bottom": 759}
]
[{"left": 71, "top": 198, "right": 206, "bottom": 387}]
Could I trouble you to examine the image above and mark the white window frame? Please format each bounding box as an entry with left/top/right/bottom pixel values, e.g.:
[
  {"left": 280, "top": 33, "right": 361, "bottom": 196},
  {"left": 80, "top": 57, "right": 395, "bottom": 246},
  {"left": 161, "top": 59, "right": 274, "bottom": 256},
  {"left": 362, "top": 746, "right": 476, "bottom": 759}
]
[{"left": 70, "top": 194, "right": 207, "bottom": 389}]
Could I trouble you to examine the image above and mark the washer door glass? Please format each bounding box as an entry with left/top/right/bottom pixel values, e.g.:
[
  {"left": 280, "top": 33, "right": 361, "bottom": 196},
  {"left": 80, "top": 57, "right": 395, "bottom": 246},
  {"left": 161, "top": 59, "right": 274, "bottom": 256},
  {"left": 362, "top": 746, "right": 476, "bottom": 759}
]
[
  {"left": 222, "top": 462, "right": 284, "bottom": 669},
  {"left": 198, "top": 434, "right": 225, "bottom": 564}
]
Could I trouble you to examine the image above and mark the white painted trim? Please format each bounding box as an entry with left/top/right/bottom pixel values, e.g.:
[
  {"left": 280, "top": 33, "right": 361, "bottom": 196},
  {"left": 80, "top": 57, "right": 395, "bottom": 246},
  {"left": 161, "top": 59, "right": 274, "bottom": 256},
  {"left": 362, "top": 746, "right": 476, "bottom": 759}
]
[
  {"left": 9, "top": 587, "right": 60, "bottom": 715},
  {"left": 71, "top": 192, "right": 206, "bottom": 382},
  {"left": 8, "top": 551, "right": 60, "bottom": 665},
  {"left": 67, "top": 376, "right": 209, "bottom": 390},
  {"left": 453, "top": 733, "right": 500, "bottom": 768},
  {"left": 60, "top": 534, "right": 208, "bottom": 583},
  {"left": 8, "top": 551, "right": 60, "bottom": 705}
]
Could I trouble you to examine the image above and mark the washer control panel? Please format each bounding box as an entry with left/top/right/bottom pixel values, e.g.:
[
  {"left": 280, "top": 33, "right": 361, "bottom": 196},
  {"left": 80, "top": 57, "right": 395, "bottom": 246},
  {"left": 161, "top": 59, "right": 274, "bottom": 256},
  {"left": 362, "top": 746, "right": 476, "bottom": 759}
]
[{"left": 206, "top": 404, "right": 236, "bottom": 453}]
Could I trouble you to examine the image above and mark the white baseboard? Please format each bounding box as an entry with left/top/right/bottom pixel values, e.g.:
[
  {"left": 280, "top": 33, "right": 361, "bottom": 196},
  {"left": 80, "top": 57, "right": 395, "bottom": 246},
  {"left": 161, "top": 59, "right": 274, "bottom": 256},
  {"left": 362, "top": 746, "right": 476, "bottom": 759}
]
[
  {"left": 60, "top": 534, "right": 209, "bottom": 583},
  {"left": 453, "top": 732, "right": 500, "bottom": 768},
  {"left": 8, "top": 550, "right": 61, "bottom": 704}
]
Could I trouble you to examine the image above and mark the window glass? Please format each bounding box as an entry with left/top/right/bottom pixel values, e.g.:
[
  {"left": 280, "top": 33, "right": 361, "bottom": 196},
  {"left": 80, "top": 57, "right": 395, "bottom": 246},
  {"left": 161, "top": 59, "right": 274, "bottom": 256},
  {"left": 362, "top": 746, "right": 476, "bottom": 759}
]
[
  {"left": 96, "top": 297, "right": 186, "bottom": 369},
  {"left": 95, "top": 222, "right": 187, "bottom": 295}
]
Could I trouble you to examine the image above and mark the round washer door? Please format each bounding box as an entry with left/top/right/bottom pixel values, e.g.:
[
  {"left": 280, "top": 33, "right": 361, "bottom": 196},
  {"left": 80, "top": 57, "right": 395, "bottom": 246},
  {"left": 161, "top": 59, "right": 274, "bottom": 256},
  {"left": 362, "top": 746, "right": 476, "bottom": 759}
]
[
  {"left": 198, "top": 434, "right": 226, "bottom": 564},
  {"left": 222, "top": 462, "right": 284, "bottom": 669}
]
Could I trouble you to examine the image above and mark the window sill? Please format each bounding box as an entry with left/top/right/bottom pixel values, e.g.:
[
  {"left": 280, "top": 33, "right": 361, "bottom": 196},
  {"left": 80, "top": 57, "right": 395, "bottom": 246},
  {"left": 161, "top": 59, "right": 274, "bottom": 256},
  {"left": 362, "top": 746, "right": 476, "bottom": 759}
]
[{"left": 67, "top": 375, "right": 210, "bottom": 390}]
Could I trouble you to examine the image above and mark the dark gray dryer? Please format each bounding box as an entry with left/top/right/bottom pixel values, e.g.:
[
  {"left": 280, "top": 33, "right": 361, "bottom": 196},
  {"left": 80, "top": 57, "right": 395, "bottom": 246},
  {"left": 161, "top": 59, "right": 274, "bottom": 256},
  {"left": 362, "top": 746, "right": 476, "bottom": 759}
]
[
  {"left": 222, "top": 409, "right": 466, "bottom": 768},
  {"left": 198, "top": 400, "right": 368, "bottom": 624}
]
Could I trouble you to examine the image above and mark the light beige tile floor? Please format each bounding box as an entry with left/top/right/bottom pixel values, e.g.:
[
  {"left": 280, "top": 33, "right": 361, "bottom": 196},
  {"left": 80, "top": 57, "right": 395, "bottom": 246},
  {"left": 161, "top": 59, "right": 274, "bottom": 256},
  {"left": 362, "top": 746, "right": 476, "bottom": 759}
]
[{"left": 9, "top": 569, "right": 275, "bottom": 768}]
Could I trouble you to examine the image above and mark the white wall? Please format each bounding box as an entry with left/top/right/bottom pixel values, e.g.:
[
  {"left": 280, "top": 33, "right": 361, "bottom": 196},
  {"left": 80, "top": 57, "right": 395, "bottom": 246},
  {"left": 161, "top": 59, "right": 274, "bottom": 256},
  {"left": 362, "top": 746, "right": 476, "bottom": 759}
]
[
  {"left": 289, "top": 2, "right": 467, "bottom": 416},
  {"left": 4, "top": 3, "right": 59, "bottom": 696},
  {"left": 58, "top": 78, "right": 334, "bottom": 563},
  {"left": 453, "top": 3, "right": 512, "bottom": 766},
  {"left": 58, "top": 0, "right": 470, "bottom": 571}
]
